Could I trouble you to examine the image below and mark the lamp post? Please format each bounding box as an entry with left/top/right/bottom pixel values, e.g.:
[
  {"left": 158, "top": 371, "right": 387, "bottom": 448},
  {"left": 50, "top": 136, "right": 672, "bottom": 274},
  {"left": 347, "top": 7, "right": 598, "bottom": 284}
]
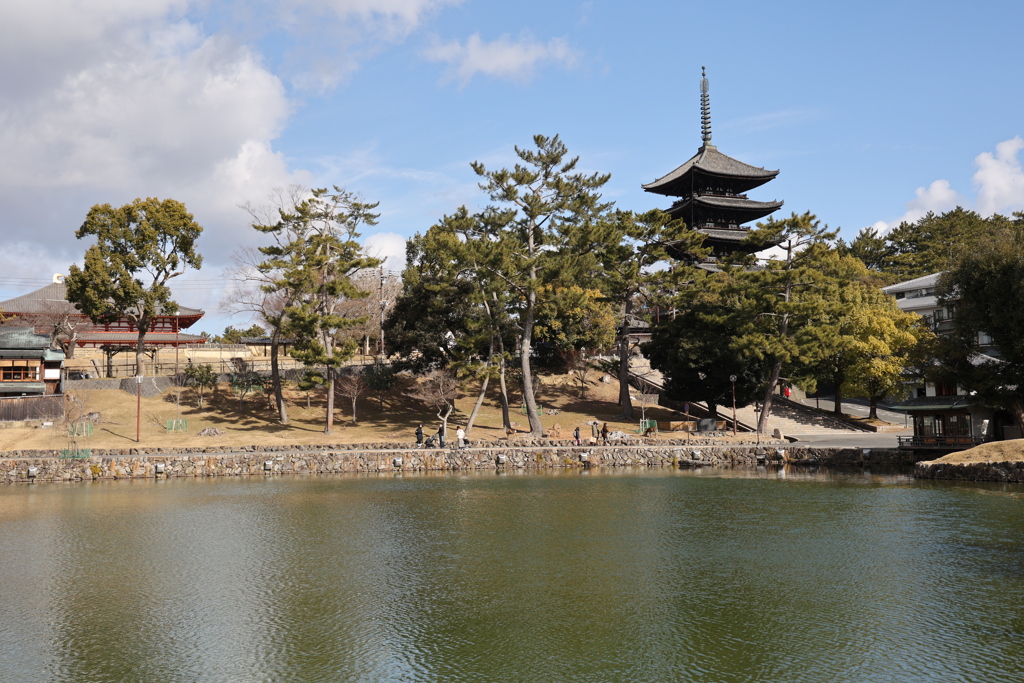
[
  {"left": 729, "top": 375, "right": 737, "bottom": 437},
  {"left": 135, "top": 375, "right": 143, "bottom": 443}
]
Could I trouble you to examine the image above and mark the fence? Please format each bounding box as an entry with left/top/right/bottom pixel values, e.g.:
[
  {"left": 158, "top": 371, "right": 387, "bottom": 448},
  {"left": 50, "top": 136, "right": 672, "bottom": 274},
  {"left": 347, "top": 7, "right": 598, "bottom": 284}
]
[
  {"left": 70, "top": 355, "right": 386, "bottom": 380},
  {"left": 0, "top": 394, "right": 64, "bottom": 422}
]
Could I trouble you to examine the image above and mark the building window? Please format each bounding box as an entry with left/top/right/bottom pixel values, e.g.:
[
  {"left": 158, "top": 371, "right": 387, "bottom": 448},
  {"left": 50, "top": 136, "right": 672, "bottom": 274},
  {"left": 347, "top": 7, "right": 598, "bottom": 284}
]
[
  {"left": 1, "top": 365, "right": 40, "bottom": 381},
  {"left": 936, "top": 382, "right": 957, "bottom": 397}
]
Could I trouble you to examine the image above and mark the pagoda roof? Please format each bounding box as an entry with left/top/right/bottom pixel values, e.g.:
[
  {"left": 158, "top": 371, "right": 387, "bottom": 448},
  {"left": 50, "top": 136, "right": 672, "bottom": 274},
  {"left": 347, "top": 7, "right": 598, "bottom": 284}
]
[
  {"left": 682, "top": 195, "right": 784, "bottom": 212},
  {"left": 666, "top": 195, "right": 784, "bottom": 224},
  {"left": 643, "top": 144, "right": 779, "bottom": 197},
  {"left": 0, "top": 282, "right": 203, "bottom": 318}
]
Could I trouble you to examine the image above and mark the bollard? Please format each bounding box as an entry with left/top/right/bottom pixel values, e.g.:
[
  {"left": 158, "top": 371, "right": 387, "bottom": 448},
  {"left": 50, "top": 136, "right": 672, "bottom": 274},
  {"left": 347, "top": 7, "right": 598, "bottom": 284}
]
[
  {"left": 155, "top": 463, "right": 165, "bottom": 474},
  {"left": 579, "top": 453, "right": 589, "bottom": 462},
  {"left": 393, "top": 457, "right": 403, "bottom": 468},
  {"left": 264, "top": 460, "right": 273, "bottom": 472},
  {"left": 496, "top": 454, "right": 507, "bottom": 465},
  {"left": 27, "top": 467, "right": 38, "bottom": 479}
]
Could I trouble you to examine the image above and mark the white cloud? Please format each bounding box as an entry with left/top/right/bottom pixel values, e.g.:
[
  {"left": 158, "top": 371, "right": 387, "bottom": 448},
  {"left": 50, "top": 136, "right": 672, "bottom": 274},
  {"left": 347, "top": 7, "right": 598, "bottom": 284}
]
[
  {"left": 363, "top": 232, "right": 408, "bottom": 271},
  {"left": 238, "top": 0, "right": 461, "bottom": 90},
  {"left": 875, "top": 179, "right": 963, "bottom": 233},
  {"left": 873, "top": 137, "right": 1024, "bottom": 233},
  {"left": 424, "top": 33, "right": 578, "bottom": 86},
  {"left": 973, "top": 136, "right": 1024, "bottom": 217}
]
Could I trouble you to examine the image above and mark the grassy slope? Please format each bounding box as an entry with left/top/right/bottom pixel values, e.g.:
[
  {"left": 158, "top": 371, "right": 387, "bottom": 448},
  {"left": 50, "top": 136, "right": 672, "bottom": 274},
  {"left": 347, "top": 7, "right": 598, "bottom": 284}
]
[{"left": 0, "top": 371, "right": 705, "bottom": 452}]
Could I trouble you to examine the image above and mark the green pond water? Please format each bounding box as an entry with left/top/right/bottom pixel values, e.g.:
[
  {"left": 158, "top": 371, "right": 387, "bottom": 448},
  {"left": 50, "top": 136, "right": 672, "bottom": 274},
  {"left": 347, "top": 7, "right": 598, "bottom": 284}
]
[{"left": 1, "top": 467, "right": 1023, "bottom": 682}]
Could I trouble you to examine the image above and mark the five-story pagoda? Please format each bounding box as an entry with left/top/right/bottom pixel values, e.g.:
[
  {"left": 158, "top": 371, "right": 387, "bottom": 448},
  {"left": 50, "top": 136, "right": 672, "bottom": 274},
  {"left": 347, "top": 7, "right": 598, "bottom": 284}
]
[{"left": 643, "top": 67, "right": 782, "bottom": 259}]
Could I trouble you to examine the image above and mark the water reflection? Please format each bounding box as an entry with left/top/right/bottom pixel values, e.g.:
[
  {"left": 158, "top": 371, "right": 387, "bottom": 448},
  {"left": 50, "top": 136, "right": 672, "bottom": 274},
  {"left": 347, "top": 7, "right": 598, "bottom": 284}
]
[{"left": 0, "top": 469, "right": 1022, "bottom": 682}]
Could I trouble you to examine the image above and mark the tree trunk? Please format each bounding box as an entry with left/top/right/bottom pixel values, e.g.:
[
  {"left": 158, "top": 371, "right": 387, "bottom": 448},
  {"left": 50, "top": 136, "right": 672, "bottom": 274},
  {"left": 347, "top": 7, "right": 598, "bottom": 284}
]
[
  {"left": 351, "top": 395, "right": 357, "bottom": 423},
  {"left": 758, "top": 360, "right": 783, "bottom": 434},
  {"left": 325, "top": 371, "right": 335, "bottom": 434},
  {"left": 270, "top": 332, "right": 289, "bottom": 424},
  {"left": 833, "top": 366, "right": 845, "bottom": 415},
  {"left": 869, "top": 396, "right": 879, "bottom": 420},
  {"left": 519, "top": 292, "right": 543, "bottom": 435},
  {"left": 135, "top": 318, "right": 148, "bottom": 376},
  {"left": 440, "top": 403, "right": 453, "bottom": 444},
  {"left": 618, "top": 299, "right": 634, "bottom": 419},
  {"left": 1011, "top": 397, "right": 1024, "bottom": 432},
  {"left": 466, "top": 333, "right": 494, "bottom": 436},
  {"left": 497, "top": 336, "right": 512, "bottom": 431}
]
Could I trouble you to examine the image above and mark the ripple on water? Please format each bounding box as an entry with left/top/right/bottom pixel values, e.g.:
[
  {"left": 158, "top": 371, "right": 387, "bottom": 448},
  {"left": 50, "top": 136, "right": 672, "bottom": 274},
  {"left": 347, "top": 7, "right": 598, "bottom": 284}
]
[{"left": 0, "top": 470, "right": 1023, "bottom": 682}]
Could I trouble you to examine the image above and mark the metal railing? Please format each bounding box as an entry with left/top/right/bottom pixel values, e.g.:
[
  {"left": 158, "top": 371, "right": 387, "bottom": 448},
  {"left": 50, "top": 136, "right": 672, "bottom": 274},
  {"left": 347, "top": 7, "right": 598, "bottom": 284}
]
[{"left": 897, "top": 435, "right": 983, "bottom": 449}]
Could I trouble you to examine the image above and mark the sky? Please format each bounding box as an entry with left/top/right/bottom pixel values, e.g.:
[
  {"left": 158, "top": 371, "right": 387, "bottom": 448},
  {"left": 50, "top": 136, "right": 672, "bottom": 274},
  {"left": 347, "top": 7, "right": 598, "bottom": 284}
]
[{"left": 1, "top": 0, "right": 1023, "bottom": 335}]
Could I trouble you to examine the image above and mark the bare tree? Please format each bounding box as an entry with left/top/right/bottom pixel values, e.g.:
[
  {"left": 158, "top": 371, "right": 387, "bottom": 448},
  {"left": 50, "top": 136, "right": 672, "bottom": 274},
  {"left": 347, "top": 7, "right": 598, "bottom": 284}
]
[
  {"left": 336, "top": 370, "right": 367, "bottom": 423},
  {"left": 560, "top": 348, "right": 594, "bottom": 398},
  {"left": 336, "top": 268, "right": 402, "bottom": 356},
  {"left": 407, "top": 370, "right": 460, "bottom": 438}
]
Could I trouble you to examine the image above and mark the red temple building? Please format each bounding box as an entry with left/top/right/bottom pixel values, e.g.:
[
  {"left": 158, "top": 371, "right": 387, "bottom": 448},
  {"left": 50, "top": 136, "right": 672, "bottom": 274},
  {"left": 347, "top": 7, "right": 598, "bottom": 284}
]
[
  {"left": 643, "top": 67, "right": 783, "bottom": 260},
  {"left": 0, "top": 275, "right": 207, "bottom": 350}
]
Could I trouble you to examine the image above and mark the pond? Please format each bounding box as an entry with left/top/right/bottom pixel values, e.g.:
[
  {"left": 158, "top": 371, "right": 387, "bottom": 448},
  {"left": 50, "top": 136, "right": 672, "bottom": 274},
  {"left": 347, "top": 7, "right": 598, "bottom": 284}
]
[{"left": 1, "top": 467, "right": 1022, "bottom": 682}]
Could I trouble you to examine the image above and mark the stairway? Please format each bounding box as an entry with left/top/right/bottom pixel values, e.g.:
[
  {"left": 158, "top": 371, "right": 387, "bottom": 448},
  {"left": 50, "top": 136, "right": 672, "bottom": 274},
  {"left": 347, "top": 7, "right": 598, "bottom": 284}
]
[{"left": 629, "top": 357, "right": 864, "bottom": 437}]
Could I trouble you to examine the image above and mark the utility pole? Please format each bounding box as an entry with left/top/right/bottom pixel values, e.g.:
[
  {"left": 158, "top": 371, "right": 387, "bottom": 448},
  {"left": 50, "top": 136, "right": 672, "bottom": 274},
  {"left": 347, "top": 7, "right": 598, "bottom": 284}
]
[{"left": 379, "top": 267, "right": 386, "bottom": 359}]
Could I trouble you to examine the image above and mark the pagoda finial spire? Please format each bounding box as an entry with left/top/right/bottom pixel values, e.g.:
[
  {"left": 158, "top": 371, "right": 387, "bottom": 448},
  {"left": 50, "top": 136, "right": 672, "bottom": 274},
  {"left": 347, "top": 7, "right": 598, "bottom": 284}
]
[{"left": 700, "top": 66, "right": 712, "bottom": 147}]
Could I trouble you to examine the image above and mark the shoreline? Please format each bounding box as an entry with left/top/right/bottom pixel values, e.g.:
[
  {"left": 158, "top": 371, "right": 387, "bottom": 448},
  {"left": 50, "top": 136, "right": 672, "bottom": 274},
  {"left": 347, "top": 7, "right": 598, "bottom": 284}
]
[{"left": 1, "top": 443, "right": 910, "bottom": 485}]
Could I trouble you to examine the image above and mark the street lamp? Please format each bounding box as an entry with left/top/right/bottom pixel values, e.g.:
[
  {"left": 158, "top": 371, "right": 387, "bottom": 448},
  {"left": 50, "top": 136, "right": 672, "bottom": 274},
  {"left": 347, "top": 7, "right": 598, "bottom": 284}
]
[
  {"left": 729, "top": 375, "right": 738, "bottom": 437},
  {"left": 135, "top": 375, "right": 144, "bottom": 443}
]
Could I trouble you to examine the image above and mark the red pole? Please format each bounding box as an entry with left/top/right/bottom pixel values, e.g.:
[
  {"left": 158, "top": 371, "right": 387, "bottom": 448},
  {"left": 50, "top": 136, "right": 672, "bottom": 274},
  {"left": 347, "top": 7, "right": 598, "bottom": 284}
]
[{"left": 136, "top": 379, "right": 141, "bottom": 443}]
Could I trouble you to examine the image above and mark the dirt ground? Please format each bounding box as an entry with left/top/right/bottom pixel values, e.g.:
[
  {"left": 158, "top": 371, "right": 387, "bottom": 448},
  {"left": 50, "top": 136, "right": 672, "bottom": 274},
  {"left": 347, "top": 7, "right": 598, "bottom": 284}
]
[
  {"left": 0, "top": 370, "right": 738, "bottom": 452},
  {"left": 924, "top": 439, "right": 1024, "bottom": 465}
]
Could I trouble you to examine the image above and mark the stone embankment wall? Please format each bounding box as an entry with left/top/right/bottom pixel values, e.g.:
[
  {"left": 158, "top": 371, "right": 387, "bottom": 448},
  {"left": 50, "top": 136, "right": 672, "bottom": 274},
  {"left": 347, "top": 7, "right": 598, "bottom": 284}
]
[
  {"left": 915, "top": 460, "right": 1024, "bottom": 483},
  {"left": 0, "top": 442, "right": 910, "bottom": 485}
]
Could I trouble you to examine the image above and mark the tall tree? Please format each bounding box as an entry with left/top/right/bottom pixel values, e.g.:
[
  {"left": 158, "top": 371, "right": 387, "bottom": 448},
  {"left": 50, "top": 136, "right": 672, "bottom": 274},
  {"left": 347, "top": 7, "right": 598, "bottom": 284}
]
[
  {"left": 799, "top": 251, "right": 928, "bottom": 416},
  {"left": 644, "top": 278, "right": 770, "bottom": 419},
  {"left": 599, "top": 208, "right": 706, "bottom": 418},
  {"left": 257, "top": 186, "right": 380, "bottom": 434},
  {"left": 471, "top": 134, "right": 612, "bottom": 435},
  {"left": 66, "top": 197, "right": 203, "bottom": 376},
  {"left": 935, "top": 213, "right": 1024, "bottom": 430},
  {"left": 730, "top": 212, "right": 838, "bottom": 433}
]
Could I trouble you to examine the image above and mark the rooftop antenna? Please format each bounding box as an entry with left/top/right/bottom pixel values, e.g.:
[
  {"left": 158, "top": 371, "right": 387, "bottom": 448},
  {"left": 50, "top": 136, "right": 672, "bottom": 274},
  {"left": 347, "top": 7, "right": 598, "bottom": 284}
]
[{"left": 700, "top": 66, "right": 713, "bottom": 147}]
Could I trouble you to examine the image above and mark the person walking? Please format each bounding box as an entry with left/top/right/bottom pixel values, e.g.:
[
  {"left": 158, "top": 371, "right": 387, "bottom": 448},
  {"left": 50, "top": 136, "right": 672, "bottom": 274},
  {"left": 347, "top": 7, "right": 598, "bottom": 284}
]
[
  {"left": 415, "top": 424, "right": 424, "bottom": 446},
  {"left": 590, "top": 421, "right": 600, "bottom": 443},
  {"left": 573, "top": 426, "right": 581, "bottom": 446},
  {"left": 456, "top": 426, "right": 466, "bottom": 450},
  {"left": 601, "top": 422, "right": 609, "bottom": 445},
  {"left": 437, "top": 425, "right": 446, "bottom": 449}
]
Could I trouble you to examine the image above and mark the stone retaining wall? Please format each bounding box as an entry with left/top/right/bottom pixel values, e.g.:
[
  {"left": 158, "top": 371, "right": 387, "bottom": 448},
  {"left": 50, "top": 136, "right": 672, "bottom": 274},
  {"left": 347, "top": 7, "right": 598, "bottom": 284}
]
[
  {"left": 0, "top": 443, "right": 912, "bottom": 485},
  {"left": 914, "top": 460, "right": 1024, "bottom": 483}
]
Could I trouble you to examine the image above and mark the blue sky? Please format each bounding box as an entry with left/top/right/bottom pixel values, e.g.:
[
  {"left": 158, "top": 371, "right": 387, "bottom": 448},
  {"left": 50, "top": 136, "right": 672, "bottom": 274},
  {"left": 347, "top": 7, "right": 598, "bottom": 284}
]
[{"left": 1, "top": 0, "right": 1022, "bottom": 334}]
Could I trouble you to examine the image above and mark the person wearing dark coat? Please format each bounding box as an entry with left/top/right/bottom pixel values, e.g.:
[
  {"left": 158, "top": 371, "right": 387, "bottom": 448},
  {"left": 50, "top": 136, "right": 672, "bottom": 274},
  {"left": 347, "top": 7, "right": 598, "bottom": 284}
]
[
  {"left": 415, "top": 424, "right": 424, "bottom": 445},
  {"left": 437, "top": 425, "right": 446, "bottom": 449},
  {"left": 573, "top": 426, "right": 581, "bottom": 446},
  {"left": 601, "top": 422, "right": 609, "bottom": 445}
]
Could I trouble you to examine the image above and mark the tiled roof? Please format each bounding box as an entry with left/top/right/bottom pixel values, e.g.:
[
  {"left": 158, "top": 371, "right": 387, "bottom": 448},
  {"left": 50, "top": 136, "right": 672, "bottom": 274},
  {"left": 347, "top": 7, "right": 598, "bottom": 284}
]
[
  {"left": 0, "top": 282, "right": 203, "bottom": 317},
  {"left": 77, "top": 332, "right": 207, "bottom": 344},
  {"left": 688, "top": 195, "right": 784, "bottom": 211},
  {"left": 882, "top": 272, "right": 943, "bottom": 293},
  {"left": 888, "top": 395, "right": 972, "bottom": 411},
  {"left": 0, "top": 327, "right": 54, "bottom": 350},
  {"left": 643, "top": 144, "right": 778, "bottom": 195}
]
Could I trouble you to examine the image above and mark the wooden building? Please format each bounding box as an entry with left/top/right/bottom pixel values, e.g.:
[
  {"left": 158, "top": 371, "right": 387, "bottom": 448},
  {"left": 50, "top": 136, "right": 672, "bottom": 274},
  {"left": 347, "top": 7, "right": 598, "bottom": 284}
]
[
  {"left": 0, "top": 275, "right": 207, "bottom": 349},
  {"left": 643, "top": 67, "right": 783, "bottom": 261},
  {"left": 0, "top": 328, "right": 64, "bottom": 396}
]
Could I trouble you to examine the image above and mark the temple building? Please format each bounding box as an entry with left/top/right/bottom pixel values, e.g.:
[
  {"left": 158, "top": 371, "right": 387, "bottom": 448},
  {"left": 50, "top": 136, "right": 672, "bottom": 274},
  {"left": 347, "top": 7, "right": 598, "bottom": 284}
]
[
  {"left": 0, "top": 275, "right": 207, "bottom": 351},
  {"left": 643, "top": 67, "right": 783, "bottom": 260}
]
